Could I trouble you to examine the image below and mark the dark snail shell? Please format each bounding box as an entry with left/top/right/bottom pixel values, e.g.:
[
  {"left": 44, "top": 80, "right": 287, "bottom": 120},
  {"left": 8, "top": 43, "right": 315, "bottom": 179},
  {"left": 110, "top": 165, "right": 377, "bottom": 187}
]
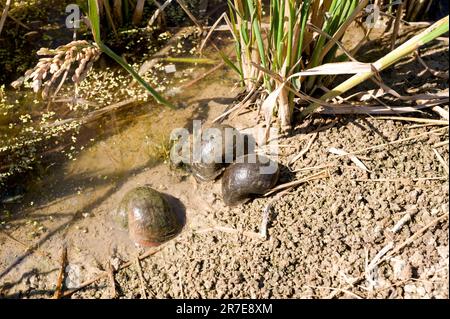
[
  {"left": 221, "top": 154, "right": 280, "bottom": 206},
  {"left": 191, "top": 124, "right": 246, "bottom": 182},
  {"left": 116, "top": 186, "right": 184, "bottom": 247}
]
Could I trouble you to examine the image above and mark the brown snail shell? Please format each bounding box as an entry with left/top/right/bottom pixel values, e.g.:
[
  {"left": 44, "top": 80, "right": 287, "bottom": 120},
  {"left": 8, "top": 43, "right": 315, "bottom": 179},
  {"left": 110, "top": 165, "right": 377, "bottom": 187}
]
[
  {"left": 191, "top": 124, "right": 247, "bottom": 182},
  {"left": 116, "top": 186, "right": 184, "bottom": 247},
  {"left": 221, "top": 154, "right": 280, "bottom": 206}
]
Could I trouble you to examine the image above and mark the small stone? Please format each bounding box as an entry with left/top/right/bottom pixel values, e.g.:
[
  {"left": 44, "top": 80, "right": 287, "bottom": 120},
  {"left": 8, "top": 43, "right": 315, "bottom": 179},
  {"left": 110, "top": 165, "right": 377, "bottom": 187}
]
[
  {"left": 204, "top": 280, "right": 212, "bottom": 289},
  {"left": 391, "top": 259, "right": 406, "bottom": 280},
  {"left": 216, "top": 289, "right": 224, "bottom": 298},
  {"left": 437, "top": 246, "right": 449, "bottom": 260},
  {"left": 431, "top": 207, "right": 440, "bottom": 216},
  {"left": 203, "top": 192, "right": 216, "bottom": 206},
  {"left": 110, "top": 257, "right": 121, "bottom": 271},
  {"left": 65, "top": 264, "right": 82, "bottom": 289},
  {"left": 416, "top": 286, "right": 426, "bottom": 296},
  {"left": 404, "top": 284, "right": 416, "bottom": 294},
  {"left": 405, "top": 205, "right": 418, "bottom": 215},
  {"left": 399, "top": 263, "right": 413, "bottom": 281},
  {"left": 410, "top": 251, "right": 424, "bottom": 267},
  {"left": 28, "top": 275, "right": 38, "bottom": 288},
  {"left": 424, "top": 282, "right": 434, "bottom": 294}
]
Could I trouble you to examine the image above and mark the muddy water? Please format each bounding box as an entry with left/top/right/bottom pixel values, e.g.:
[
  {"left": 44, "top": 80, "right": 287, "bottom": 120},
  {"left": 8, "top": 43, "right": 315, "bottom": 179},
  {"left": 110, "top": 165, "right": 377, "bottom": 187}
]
[
  {"left": 64, "top": 70, "right": 237, "bottom": 179},
  {"left": 1, "top": 61, "right": 235, "bottom": 184},
  {"left": 0, "top": 63, "right": 239, "bottom": 292}
]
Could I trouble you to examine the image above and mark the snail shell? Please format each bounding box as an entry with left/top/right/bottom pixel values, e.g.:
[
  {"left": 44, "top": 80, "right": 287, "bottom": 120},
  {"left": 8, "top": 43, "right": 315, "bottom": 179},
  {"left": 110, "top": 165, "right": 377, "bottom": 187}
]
[
  {"left": 116, "top": 186, "right": 184, "bottom": 247},
  {"left": 191, "top": 124, "right": 247, "bottom": 182},
  {"left": 221, "top": 154, "right": 280, "bottom": 206}
]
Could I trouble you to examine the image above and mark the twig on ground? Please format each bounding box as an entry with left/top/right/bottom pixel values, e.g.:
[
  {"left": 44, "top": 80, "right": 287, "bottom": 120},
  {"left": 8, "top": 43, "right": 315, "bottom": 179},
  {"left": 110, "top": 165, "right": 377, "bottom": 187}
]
[
  {"left": 436, "top": 36, "right": 449, "bottom": 43},
  {"left": 407, "top": 123, "right": 446, "bottom": 130},
  {"left": 415, "top": 50, "right": 449, "bottom": 79},
  {"left": 291, "top": 163, "right": 336, "bottom": 173},
  {"left": 288, "top": 132, "right": 318, "bottom": 166},
  {"left": 107, "top": 261, "right": 118, "bottom": 299},
  {"left": 260, "top": 188, "right": 292, "bottom": 239},
  {"left": 318, "top": 100, "right": 449, "bottom": 115},
  {"left": 431, "top": 106, "right": 449, "bottom": 121},
  {"left": 52, "top": 245, "right": 68, "bottom": 299},
  {"left": 264, "top": 170, "right": 329, "bottom": 197},
  {"left": 0, "top": 229, "right": 53, "bottom": 261},
  {"left": 326, "top": 278, "right": 364, "bottom": 299},
  {"left": 367, "top": 78, "right": 449, "bottom": 103},
  {"left": 366, "top": 241, "right": 394, "bottom": 286},
  {"left": 373, "top": 116, "right": 449, "bottom": 125},
  {"left": 328, "top": 212, "right": 449, "bottom": 298},
  {"left": 382, "top": 212, "right": 449, "bottom": 263},
  {"left": 328, "top": 147, "right": 370, "bottom": 172},
  {"left": 391, "top": 208, "right": 418, "bottom": 233},
  {"left": 148, "top": 0, "right": 172, "bottom": 26},
  {"left": 61, "top": 246, "right": 164, "bottom": 298},
  {"left": 432, "top": 148, "right": 449, "bottom": 175},
  {"left": 433, "top": 140, "right": 449, "bottom": 148},
  {"left": 259, "top": 203, "right": 271, "bottom": 240},
  {"left": 212, "top": 89, "right": 257, "bottom": 123}
]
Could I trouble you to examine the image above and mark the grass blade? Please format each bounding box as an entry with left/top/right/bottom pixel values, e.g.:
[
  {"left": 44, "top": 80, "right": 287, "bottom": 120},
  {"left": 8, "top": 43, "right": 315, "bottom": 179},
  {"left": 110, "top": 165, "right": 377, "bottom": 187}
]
[
  {"left": 304, "top": 15, "right": 450, "bottom": 117},
  {"left": 87, "top": 0, "right": 174, "bottom": 108}
]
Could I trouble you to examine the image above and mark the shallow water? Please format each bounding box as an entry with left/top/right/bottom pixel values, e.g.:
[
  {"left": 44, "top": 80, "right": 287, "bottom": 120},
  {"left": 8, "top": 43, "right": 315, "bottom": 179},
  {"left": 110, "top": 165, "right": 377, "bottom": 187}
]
[
  {"left": 1, "top": 51, "right": 235, "bottom": 189},
  {"left": 0, "top": 55, "right": 239, "bottom": 284}
]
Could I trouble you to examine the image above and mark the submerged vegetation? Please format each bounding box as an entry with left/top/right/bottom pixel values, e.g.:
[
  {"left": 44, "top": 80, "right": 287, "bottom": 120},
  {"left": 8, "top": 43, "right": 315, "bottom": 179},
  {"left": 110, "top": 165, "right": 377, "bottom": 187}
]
[
  {"left": 0, "top": 0, "right": 208, "bottom": 188},
  {"left": 0, "top": 85, "right": 81, "bottom": 183}
]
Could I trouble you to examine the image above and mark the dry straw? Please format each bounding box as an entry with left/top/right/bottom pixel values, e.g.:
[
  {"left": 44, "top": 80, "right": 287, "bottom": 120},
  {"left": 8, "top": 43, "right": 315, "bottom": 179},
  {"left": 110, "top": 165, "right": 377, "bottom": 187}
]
[{"left": 12, "top": 40, "right": 101, "bottom": 99}]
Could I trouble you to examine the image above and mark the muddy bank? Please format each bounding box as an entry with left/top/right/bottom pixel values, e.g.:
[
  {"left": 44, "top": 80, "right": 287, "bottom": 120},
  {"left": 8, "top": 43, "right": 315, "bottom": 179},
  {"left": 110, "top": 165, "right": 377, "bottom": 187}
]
[
  {"left": 0, "top": 20, "right": 448, "bottom": 299},
  {"left": 1, "top": 99, "right": 448, "bottom": 299},
  {"left": 90, "top": 115, "right": 448, "bottom": 299}
]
